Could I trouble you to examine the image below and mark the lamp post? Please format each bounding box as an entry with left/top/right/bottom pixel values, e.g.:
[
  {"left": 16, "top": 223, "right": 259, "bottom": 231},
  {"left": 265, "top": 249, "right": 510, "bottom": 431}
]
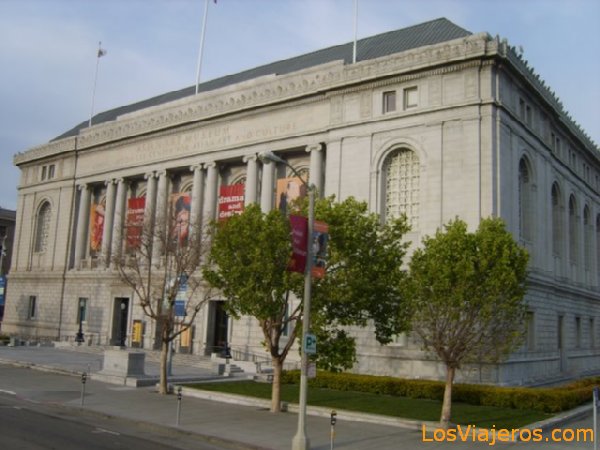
[
  {"left": 259, "top": 151, "right": 314, "bottom": 450},
  {"left": 75, "top": 298, "right": 85, "bottom": 345}
]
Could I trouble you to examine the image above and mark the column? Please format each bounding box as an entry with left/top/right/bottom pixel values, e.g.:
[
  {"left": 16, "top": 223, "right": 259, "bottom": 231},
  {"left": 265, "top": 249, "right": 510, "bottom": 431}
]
[
  {"left": 143, "top": 172, "right": 157, "bottom": 249},
  {"left": 153, "top": 170, "right": 169, "bottom": 264},
  {"left": 74, "top": 183, "right": 91, "bottom": 268},
  {"left": 243, "top": 155, "right": 258, "bottom": 206},
  {"left": 306, "top": 143, "right": 324, "bottom": 195},
  {"left": 204, "top": 163, "right": 218, "bottom": 223},
  {"left": 190, "top": 164, "right": 205, "bottom": 239},
  {"left": 260, "top": 158, "right": 275, "bottom": 213},
  {"left": 111, "top": 178, "right": 127, "bottom": 266},
  {"left": 101, "top": 179, "right": 116, "bottom": 267}
]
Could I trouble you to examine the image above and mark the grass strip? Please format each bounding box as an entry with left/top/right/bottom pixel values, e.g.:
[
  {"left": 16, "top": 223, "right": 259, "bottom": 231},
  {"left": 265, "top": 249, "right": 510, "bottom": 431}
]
[{"left": 187, "top": 381, "right": 550, "bottom": 429}]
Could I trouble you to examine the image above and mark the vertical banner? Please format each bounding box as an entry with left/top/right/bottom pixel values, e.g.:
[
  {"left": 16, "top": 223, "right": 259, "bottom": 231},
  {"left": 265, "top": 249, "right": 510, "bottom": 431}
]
[
  {"left": 171, "top": 193, "right": 191, "bottom": 246},
  {"left": 218, "top": 184, "right": 245, "bottom": 220},
  {"left": 126, "top": 197, "right": 146, "bottom": 250},
  {"left": 89, "top": 197, "right": 106, "bottom": 253},
  {"left": 311, "top": 220, "right": 329, "bottom": 279},
  {"left": 289, "top": 215, "right": 308, "bottom": 273},
  {"left": 132, "top": 320, "right": 143, "bottom": 347},
  {"left": 0, "top": 275, "right": 6, "bottom": 307},
  {"left": 277, "top": 177, "right": 306, "bottom": 215}
]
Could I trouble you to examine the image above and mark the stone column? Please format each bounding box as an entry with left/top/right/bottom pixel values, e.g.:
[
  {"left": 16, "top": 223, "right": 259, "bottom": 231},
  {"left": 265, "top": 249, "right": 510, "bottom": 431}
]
[
  {"left": 190, "top": 164, "right": 205, "bottom": 239},
  {"left": 74, "top": 183, "right": 91, "bottom": 268},
  {"left": 101, "top": 179, "right": 116, "bottom": 267},
  {"left": 243, "top": 155, "right": 258, "bottom": 206},
  {"left": 307, "top": 143, "right": 324, "bottom": 195},
  {"left": 143, "top": 172, "right": 157, "bottom": 248},
  {"left": 153, "top": 170, "right": 169, "bottom": 264},
  {"left": 204, "top": 163, "right": 218, "bottom": 223},
  {"left": 111, "top": 178, "right": 128, "bottom": 266},
  {"left": 260, "top": 158, "right": 275, "bottom": 213}
]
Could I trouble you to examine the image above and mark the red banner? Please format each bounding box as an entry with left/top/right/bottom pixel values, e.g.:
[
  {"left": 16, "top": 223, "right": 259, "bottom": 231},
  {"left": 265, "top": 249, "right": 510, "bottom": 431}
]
[
  {"left": 126, "top": 197, "right": 145, "bottom": 250},
  {"left": 289, "top": 215, "right": 308, "bottom": 273},
  {"left": 218, "top": 184, "right": 245, "bottom": 221}
]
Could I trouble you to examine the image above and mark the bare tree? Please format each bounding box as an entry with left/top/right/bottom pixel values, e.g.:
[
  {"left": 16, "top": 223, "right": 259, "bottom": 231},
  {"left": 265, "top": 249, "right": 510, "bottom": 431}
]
[{"left": 113, "top": 202, "right": 212, "bottom": 394}]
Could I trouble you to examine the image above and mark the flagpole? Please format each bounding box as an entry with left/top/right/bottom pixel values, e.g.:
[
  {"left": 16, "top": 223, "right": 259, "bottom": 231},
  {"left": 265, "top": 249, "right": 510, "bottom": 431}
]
[
  {"left": 195, "top": 0, "right": 210, "bottom": 95},
  {"left": 352, "top": 0, "right": 358, "bottom": 63},
  {"left": 89, "top": 41, "right": 105, "bottom": 127}
]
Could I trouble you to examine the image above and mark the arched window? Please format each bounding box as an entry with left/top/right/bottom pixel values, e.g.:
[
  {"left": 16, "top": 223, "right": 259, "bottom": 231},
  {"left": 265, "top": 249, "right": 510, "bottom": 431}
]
[
  {"left": 583, "top": 206, "right": 592, "bottom": 270},
  {"left": 551, "top": 183, "right": 563, "bottom": 256},
  {"left": 383, "top": 148, "right": 420, "bottom": 228},
  {"left": 34, "top": 201, "right": 52, "bottom": 253},
  {"left": 568, "top": 195, "right": 579, "bottom": 265},
  {"left": 518, "top": 157, "right": 534, "bottom": 241}
]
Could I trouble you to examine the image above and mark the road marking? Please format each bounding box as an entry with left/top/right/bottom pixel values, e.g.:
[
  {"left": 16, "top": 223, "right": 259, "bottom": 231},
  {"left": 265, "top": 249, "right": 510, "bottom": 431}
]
[
  {"left": 0, "top": 389, "right": 17, "bottom": 396},
  {"left": 93, "top": 428, "right": 121, "bottom": 436}
]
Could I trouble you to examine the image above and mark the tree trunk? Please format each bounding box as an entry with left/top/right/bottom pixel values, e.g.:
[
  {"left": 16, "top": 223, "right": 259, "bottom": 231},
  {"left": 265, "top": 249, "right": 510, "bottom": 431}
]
[
  {"left": 440, "top": 365, "right": 455, "bottom": 429},
  {"left": 270, "top": 356, "right": 283, "bottom": 412},
  {"left": 158, "top": 336, "right": 169, "bottom": 395}
]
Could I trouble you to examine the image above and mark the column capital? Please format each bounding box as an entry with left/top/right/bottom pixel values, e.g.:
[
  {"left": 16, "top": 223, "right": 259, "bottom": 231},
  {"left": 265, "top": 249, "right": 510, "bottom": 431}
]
[
  {"left": 155, "top": 169, "right": 168, "bottom": 178},
  {"left": 243, "top": 154, "right": 258, "bottom": 163},
  {"left": 205, "top": 161, "right": 217, "bottom": 170},
  {"left": 144, "top": 171, "right": 156, "bottom": 180},
  {"left": 115, "top": 177, "right": 127, "bottom": 185},
  {"left": 306, "top": 143, "right": 324, "bottom": 153},
  {"left": 77, "top": 183, "right": 89, "bottom": 191},
  {"left": 104, "top": 178, "right": 115, "bottom": 187},
  {"left": 190, "top": 163, "right": 204, "bottom": 172}
]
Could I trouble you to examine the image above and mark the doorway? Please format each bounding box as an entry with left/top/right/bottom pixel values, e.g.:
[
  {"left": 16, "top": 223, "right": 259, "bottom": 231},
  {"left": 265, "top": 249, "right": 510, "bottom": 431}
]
[
  {"left": 112, "top": 297, "right": 129, "bottom": 346},
  {"left": 205, "top": 301, "right": 228, "bottom": 355}
]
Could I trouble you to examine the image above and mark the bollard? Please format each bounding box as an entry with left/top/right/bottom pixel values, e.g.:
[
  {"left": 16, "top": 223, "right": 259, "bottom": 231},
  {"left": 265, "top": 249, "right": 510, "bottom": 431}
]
[
  {"left": 176, "top": 386, "right": 182, "bottom": 426},
  {"left": 80, "top": 372, "right": 87, "bottom": 407},
  {"left": 330, "top": 410, "right": 337, "bottom": 450}
]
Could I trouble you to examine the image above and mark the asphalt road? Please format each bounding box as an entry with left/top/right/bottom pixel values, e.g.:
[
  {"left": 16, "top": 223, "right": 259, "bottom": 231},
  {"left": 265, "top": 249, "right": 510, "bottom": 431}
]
[{"left": 0, "top": 391, "right": 237, "bottom": 450}]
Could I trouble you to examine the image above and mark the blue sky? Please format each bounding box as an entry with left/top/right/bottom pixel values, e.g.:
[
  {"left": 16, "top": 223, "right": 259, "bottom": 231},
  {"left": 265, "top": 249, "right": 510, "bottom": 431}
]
[{"left": 1, "top": 0, "right": 599, "bottom": 210}]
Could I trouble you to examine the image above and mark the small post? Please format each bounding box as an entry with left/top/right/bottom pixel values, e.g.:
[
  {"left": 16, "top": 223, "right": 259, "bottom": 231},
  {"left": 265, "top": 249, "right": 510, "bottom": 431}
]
[
  {"left": 593, "top": 386, "right": 598, "bottom": 450},
  {"left": 330, "top": 410, "right": 337, "bottom": 450},
  {"left": 80, "top": 372, "right": 87, "bottom": 407},
  {"left": 176, "top": 386, "right": 182, "bottom": 426}
]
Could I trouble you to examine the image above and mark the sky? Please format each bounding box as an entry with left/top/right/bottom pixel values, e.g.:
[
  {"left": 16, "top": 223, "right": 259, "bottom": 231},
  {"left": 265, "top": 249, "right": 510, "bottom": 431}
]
[{"left": 1, "top": 0, "right": 599, "bottom": 210}]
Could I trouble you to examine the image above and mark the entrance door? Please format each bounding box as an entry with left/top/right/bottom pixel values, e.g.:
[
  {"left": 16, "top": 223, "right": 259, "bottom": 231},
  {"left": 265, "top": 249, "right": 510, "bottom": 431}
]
[
  {"left": 205, "top": 301, "right": 228, "bottom": 355},
  {"left": 112, "top": 298, "right": 129, "bottom": 346}
]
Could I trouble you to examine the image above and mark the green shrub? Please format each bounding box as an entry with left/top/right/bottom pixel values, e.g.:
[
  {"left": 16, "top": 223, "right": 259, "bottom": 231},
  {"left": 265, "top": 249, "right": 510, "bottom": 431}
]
[{"left": 281, "top": 370, "right": 597, "bottom": 413}]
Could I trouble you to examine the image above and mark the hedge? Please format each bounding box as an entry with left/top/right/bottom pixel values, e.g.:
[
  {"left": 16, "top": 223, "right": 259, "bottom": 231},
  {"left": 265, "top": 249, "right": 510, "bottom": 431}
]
[{"left": 281, "top": 371, "right": 599, "bottom": 413}]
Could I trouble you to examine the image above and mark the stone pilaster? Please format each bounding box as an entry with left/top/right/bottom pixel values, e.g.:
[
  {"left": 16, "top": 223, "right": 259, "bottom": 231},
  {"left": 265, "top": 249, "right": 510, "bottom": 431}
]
[
  {"left": 243, "top": 155, "right": 258, "bottom": 206},
  {"left": 190, "top": 164, "right": 205, "bottom": 239},
  {"left": 204, "top": 163, "right": 218, "bottom": 223},
  {"left": 260, "top": 157, "right": 274, "bottom": 213},
  {"left": 74, "top": 183, "right": 91, "bottom": 268},
  {"left": 111, "top": 178, "right": 128, "bottom": 266},
  {"left": 306, "top": 143, "right": 324, "bottom": 195},
  {"left": 101, "top": 179, "right": 116, "bottom": 267}
]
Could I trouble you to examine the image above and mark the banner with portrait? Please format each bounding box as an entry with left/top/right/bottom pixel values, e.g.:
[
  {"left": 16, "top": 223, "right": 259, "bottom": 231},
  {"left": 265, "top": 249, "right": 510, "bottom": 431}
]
[
  {"left": 218, "top": 184, "right": 245, "bottom": 221},
  {"left": 276, "top": 177, "right": 306, "bottom": 215},
  {"left": 89, "top": 197, "right": 106, "bottom": 253},
  {"left": 126, "top": 197, "right": 146, "bottom": 250},
  {"left": 311, "top": 220, "right": 329, "bottom": 279},
  {"left": 171, "top": 193, "right": 191, "bottom": 246}
]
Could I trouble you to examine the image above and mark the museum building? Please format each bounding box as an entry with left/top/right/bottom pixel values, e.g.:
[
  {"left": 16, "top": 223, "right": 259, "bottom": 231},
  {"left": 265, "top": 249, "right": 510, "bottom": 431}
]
[{"left": 4, "top": 18, "right": 600, "bottom": 385}]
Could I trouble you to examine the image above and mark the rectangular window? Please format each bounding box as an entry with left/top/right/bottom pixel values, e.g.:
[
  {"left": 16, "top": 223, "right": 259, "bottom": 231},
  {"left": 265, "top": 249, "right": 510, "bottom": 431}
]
[
  {"left": 404, "top": 87, "right": 418, "bottom": 109},
  {"left": 28, "top": 295, "right": 37, "bottom": 320},
  {"left": 525, "top": 105, "right": 532, "bottom": 126},
  {"left": 575, "top": 317, "right": 581, "bottom": 348},
  {"left": 590, "top": 318, "right": 595, "bottom": 348},
  {"left": 382, "top": 91, "right": 396, "bottom": 113},
  {"left": 519, "top": 98, "right": 526, "bottom": 119},
  {"left": 41, "top": 166, "right": 47, "bottom": 181},
  {"left": 526, "top": 312, "right": 535, "bottom": 351},
  {"left": 77, "top": 297, "right": 88, "bottom": 323},
  {"left": 48, "top": 164, "right": 55, "bottom": 179}
]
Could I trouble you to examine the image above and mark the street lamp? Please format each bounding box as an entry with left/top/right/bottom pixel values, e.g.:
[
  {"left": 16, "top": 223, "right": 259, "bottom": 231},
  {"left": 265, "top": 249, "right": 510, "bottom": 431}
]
[
  {"left": 75, "top": 298, "right": 85, "bottom": 345},
  {"left": 259, "top": 151, "right": 314, "bottom": 450}
]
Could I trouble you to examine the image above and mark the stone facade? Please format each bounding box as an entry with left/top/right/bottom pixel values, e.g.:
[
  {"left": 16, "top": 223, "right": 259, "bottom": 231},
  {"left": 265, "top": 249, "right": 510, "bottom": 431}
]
[{"left": 4, "top": 26, "right": 600, "bottom": 385}]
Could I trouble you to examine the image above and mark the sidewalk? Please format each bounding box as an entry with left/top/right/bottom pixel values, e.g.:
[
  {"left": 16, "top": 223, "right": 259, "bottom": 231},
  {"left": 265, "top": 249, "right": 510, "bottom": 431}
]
[{"left": 0, "top": 345, "right": 594, "bottom": 449}]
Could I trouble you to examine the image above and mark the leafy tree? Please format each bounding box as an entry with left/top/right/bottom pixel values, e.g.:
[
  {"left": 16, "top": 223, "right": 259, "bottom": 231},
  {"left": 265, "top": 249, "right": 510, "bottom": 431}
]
[
  {"left": 407, "top": 218, "right": 528, "bottom": 428},
  {"left": 113, "top": 206, "right": 212, "bottom": 395},
  {"left": 204, "top": 198, "right": 410, "bottom": 412}
]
